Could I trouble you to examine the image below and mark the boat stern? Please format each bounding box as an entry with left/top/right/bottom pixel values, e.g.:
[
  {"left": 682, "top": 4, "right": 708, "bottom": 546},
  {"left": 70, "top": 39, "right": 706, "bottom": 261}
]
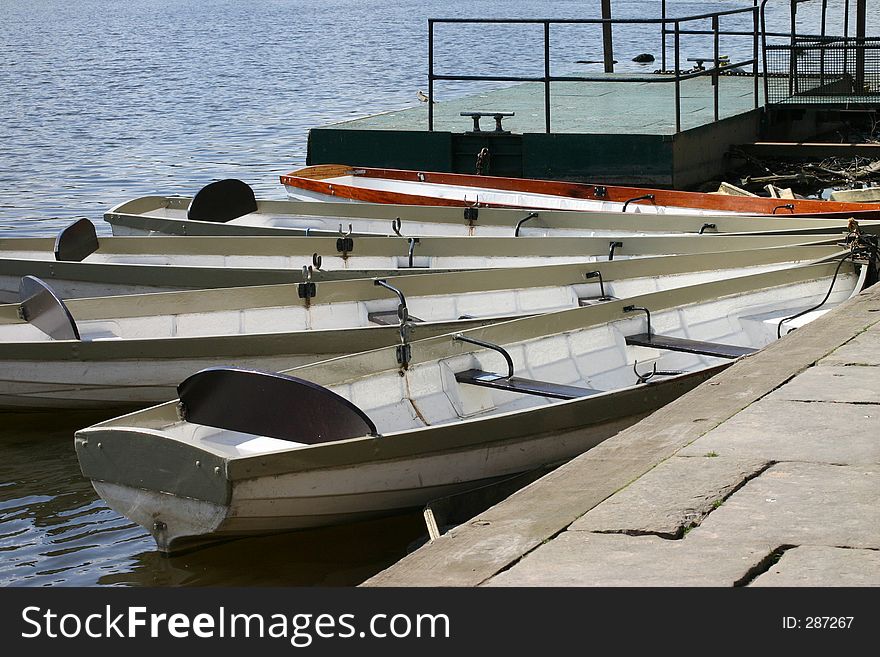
[{"left": 75, "top": 418, "right": 233, "bottom": 553}]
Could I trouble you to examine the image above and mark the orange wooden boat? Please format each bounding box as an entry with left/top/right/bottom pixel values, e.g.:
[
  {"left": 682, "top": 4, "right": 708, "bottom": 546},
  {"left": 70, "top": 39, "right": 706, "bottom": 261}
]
[{"left": 281, "top": 165, "right": 880, "bottom": 219}]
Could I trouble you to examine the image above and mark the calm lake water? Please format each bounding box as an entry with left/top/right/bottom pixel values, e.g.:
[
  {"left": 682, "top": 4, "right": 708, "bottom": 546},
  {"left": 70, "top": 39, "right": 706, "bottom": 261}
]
[{"left": 0, "top": 0, "right": 847, "bottom": 587}]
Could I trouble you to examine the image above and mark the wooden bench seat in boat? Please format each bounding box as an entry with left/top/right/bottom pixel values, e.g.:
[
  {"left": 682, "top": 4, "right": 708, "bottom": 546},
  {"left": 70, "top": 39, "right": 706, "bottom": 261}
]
[
  {"left": 454, "top": 369, "right": 602, "bottom": 400},
  {"left": 624, "top": 333, "right": 757, "bottom": 359}
]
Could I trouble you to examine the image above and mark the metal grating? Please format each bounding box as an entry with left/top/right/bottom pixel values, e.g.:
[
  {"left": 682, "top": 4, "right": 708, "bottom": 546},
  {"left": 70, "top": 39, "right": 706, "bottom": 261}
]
[{"left": 765, "top": 37, "right": 880, "bottom": 105}]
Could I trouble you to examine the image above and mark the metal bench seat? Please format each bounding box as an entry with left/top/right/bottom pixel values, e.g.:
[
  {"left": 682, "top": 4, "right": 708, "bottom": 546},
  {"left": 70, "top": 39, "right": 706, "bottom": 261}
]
[
  {"left": 624, "top": 333, "right": 756, "bottom": 359},
  {"left": 454, "top": 369, "right": 602, "bottom": 400},
  {"left": 367, "top": 310, "right": 423, "bottom": 326}
]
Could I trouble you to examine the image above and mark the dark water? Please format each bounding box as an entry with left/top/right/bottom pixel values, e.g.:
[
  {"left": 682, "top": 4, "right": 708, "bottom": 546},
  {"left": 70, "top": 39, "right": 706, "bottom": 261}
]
[
  {"left": 0, "top": 0, "right": 848, "bottom": 587},
  {"left": 0, "top": 415, "right": 429, "bottom": 587}
]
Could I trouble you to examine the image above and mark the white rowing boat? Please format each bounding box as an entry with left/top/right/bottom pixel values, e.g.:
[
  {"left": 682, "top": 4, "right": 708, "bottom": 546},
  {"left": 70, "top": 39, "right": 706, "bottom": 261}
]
[
  {"left": 0, "top": 218, "right": 835, "bottom": 301},
  {"left": 75, "top": 252, "right": 872, "bottom": 553},
  {"left": 0, "top": 245, "right": 840, "bottom": 410}
]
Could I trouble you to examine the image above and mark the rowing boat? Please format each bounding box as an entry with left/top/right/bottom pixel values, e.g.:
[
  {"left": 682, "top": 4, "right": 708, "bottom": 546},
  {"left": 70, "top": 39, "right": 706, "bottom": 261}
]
[
  {"left": 0, "top": 218, "right": 835, "bottom": 301},
  {"left": 280, "top": 164, "right": 880, "bottom": 219},
  {"left": 105, "top": 180, "right": 880, "bottom": 238},
  {"left": 75, "top": 256, "right": 869, "bottom": 553},
  {"left": 0, "top": 245, "right": 839, "bottom": 411}
]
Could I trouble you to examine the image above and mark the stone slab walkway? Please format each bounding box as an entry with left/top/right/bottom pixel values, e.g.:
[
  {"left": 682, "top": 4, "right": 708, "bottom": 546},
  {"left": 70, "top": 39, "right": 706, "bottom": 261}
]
[{"left": 364, "top": 283, "right": 880, "bottom": 587}]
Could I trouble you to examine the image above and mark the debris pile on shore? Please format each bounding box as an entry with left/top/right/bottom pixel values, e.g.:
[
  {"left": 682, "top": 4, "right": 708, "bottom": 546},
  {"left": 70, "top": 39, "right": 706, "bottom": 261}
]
[{"left": 730, "top": 149, "right": 880, "bottom": 197}]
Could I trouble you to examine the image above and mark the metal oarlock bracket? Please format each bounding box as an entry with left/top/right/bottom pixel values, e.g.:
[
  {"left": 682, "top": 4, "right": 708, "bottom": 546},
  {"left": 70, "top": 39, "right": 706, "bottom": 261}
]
[
  {"left": 336, "top": 224, "right": 354, "bottom": 257},
  {"left": 374, "top": 279, "right": 410, "bottom": 323},
  {"left": 608, "top": 241, "right": 623, "bottom": 261},
  {"left": 623, "top": 305, "right": 652, "bottom": 336},
  {"left": 298, "top": 266, "right": 317, "bottom": 305},
  {"left": 622, "top": 194, "right": 655, "bottom": 212},
  {"left": 514, "top": 212, "right": 539, "bottom": 237},
  {"left": 584, "top": 270, "right": 611, "bottom": 301},
  {"left": 633, "top": 360, "right": 682, "bottom": 384},
  {"left": 375, "top": 279, "right": 413, "bottom": 370},
  {"left": 395, "top": 343, "right": 412, "bottom": 371},
  {"left": 311, "top": 253, "right": 323, "bottom": 270},
  {"left": 453, "top": 334, "right": 515, "bottom": 379},
  {"left": 392, "top": 218, "right": 403, "bottom": 236},
  {"left": 772, "top": 204, "right": 794, "bottom": 214},
  {"left": 407, "top": 237, "right": 420, "bottom": 268},
  {"left": 463, "top": 206, "right": 479, "bottom": 225},
  {"left": 699, "top": 222, "right": 717, "bottom": 234}
]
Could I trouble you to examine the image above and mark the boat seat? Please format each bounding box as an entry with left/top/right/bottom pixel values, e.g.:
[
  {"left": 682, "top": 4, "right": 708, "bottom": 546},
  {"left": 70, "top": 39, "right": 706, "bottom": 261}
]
[
  {"left": 578, "top": 295, "right": 617, "bottom": 306},
  {"left": 455, "top": 369, "right": 601, "bottom": 400},
  {"left": 625, "top": 333, "right": 757, "bottom": 359},
  {"left": 367, "top": 311, "right": 423, "bottom": 326}
]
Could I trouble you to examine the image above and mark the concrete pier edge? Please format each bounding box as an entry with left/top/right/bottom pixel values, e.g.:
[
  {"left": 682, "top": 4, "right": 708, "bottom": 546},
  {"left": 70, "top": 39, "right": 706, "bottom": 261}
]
[{"left": 363, "top": 282, "right": 880, "bottom": 587}]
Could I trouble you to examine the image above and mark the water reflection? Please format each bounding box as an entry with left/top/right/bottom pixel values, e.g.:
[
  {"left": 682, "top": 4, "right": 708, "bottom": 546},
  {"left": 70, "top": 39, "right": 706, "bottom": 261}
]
[
  {"left": 0, "top": 416, "right": 427, "bottom": 587},
  {"left": 102, "top": 513, "right": 428, "bottom": 587}
]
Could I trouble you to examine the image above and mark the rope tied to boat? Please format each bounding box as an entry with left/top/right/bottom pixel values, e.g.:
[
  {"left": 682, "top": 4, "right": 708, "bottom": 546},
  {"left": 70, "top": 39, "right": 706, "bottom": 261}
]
[
  {"left": 475, "top": 147, "right": 490, "bottom": 175},
  {"left": 776, "top": 220, "right": 879, "bottom": 338}
]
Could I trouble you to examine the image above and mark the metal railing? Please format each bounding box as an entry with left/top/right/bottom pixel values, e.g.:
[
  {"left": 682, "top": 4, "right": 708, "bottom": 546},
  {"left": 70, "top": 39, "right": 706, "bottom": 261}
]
[
  {"left": 764, "top": 39, "right": 880, "bottom": 104},
  {"left": 427, "top": 7, "right": 760, "bottom": 135},
  {"left": 760, "top": 0, "right": 880, "bottom": 106}
]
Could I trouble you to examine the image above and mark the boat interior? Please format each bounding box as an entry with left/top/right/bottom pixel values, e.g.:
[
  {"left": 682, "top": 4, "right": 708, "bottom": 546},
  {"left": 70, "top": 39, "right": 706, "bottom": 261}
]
[
  {"left": 115, "top": 262, "right": 861, "bottom": 460},
  {"left": 0, "top": 248, "right": 843, "bottom": 344}
]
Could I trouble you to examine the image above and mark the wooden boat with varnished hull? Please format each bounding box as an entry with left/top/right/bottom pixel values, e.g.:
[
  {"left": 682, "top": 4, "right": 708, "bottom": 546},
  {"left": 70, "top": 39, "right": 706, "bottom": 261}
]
[
  {"left": 105, "top": 180, "right": 880, "bottom": 238},
  {"left": 281, "top": 164, "right": 880, "bottom": 219}
]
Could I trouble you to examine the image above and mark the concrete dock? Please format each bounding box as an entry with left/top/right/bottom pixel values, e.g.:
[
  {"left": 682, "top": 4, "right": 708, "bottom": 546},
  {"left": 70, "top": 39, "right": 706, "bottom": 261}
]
[{"left": 364, "top": 282, "right": 880, "bottom": 587}]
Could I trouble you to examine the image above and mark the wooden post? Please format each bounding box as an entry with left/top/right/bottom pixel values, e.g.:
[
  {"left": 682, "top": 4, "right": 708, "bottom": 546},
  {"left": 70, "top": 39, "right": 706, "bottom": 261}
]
[{"left": 601, "top": 0, "right": 614, "bottom": 73}]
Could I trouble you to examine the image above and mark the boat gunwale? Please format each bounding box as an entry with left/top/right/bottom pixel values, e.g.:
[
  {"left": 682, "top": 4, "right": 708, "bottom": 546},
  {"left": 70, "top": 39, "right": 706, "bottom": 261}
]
[
  {"left": 104, "top": 194, "right": 880, "bottom": 236},
  {"left": 76, "top": 258, "right": 857, "bottom": 482},
  {"left": 0, "top": 244, "right": 844, "bottom": 323},
  {"left": 0, "top": 233, "right": 841, "bottom": 259},
  {"left": 281, "top": 165, "right": 880, "bottom": 217}
]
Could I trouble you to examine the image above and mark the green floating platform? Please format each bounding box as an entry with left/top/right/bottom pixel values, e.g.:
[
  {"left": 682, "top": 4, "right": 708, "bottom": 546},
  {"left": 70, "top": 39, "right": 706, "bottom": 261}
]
[{"left": 307, "top": 74, "right": 763, "bottom": 188}]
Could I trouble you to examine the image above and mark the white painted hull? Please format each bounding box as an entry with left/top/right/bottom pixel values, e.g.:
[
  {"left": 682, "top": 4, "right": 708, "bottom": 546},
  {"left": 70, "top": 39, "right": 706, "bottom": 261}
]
[
  {"left": 93, "top": 404, "right": 641, "bottom": 552},
  {"left": 0, "top": 275, "right": 182, "bottom": 304},
  {"left": 107, "top": 195, "right": 880, "bottom": 239},
  {"left": 0, "top": 253, "right": 834, "bottom": 410},
  {"left": 0, "top": 354, "right": 326, "bottom": 410},
  {"left": 75, "top": 262, "right": 866, "bottom": 552}
]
